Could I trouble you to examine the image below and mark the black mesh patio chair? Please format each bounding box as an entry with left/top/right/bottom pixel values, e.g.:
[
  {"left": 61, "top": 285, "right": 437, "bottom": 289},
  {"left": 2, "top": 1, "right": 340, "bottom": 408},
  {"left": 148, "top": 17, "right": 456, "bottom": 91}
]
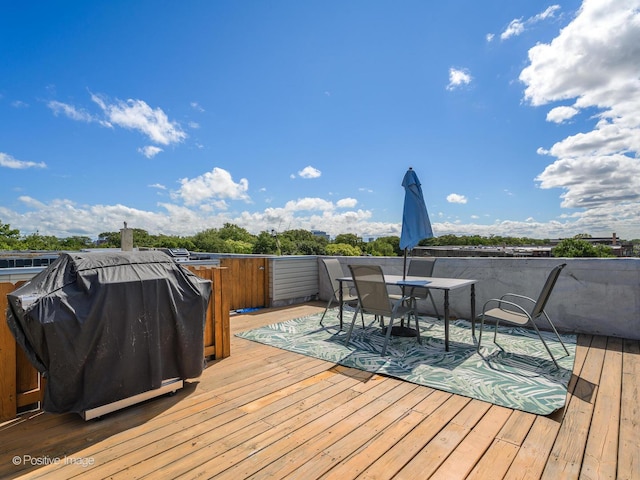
[
  {"left": 390, "top": 258, "right": 440, "bottom": 319},
  {"left": 345, "top": 264, "right": 419, "bottom": 356},
  {"left": 476, "top": 263, "right": 570, "bottom": 368},
  {"left": 319, "top": 258, "right": 361, "bottom": 327}
]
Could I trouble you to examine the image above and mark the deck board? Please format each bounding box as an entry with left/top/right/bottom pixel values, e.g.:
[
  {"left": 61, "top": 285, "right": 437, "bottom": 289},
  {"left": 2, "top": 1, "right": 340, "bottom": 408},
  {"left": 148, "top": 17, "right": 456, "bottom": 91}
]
[
  {"left": 0, "top": 302, "right": 637, "bottom": 480},
  {"left": 618, "top": 339, "right": 640, "bottom": 480}
]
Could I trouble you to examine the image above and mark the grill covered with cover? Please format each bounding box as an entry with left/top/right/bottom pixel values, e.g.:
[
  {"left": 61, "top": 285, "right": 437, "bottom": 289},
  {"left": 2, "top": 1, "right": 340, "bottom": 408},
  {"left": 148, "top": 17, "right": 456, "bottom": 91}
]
[{"left": 6, "top": 251, "right": 212, "bottom": 414}]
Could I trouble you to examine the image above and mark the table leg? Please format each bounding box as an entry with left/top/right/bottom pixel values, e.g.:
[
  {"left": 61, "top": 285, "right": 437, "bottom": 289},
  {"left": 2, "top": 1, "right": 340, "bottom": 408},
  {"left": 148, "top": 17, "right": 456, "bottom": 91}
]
[
  {"left": 338, "top": 280, "right": 344, "bottom": 330},
  {"left": 444, "top": 289, "right": 450, "bottom": 351},
  {"left": 470, "top": 283, "right": 476, "bottom": 338}
]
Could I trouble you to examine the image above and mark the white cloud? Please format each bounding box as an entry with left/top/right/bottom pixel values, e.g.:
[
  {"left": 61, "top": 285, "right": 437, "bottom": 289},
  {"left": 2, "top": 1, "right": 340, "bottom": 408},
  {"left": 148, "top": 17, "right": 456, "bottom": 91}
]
[
  {"left": 284, "top": 197, "right": 334, "bottom": 211},
  {"left": 190, "top": 101, "right": 204, "bottom": 112},
  {"left": 501, "top": 5, "right": 561, "bottom": 40},
  {"left": 533, "top": 5, "right": 562, "bottom": 22},
  {"left": 486, "top": 33, "right": 495, "bottom": 42},
  {"left": 297, "top": 165, "right": 322, "bottom": 179},
  {"left": 336, "top": 197, "right": 358, "bottom": 208},
  {"left": 0, "top": 152, "right": 46, "bottom": 169},
  {"left": 546, "top": 105, "right": 579, "bottom": 123},
  {"left": 447, "top": 193, "right": 468, "bottom": 204},
  {"left": 48, "top": 94, "right": 187, "bottom": 148},
  {"left": 3, "top": 189, "right": 639, "bottom": 241},
  {"left": 91, "top": 94, "right": 186, "bottom": 145},
  {"left": 536, "top": 153, "right": 640, "bottom": 208},
  {"left": 148, "top": 183, "right": 166, "bottom": 190},
  {"left": 446, "top": 68, "right": 472, "bottom": 91},
  {"left": 48, "top": 100, "right": 97, "bottom": 123},
  {"left": 174, "top": 167, "right": 250, "bottom": 206},
  {"left": 521, "top": 0, "right": 640, "bottom": 220},
  {"left": 138, "top": 146, "right": 163, "bottom": 158},
  {"left": 501, "top": 18, "right": 525, "bottom": 40},
  {"left": 17, "top": 196, "right": 46, "bottom": 208}
]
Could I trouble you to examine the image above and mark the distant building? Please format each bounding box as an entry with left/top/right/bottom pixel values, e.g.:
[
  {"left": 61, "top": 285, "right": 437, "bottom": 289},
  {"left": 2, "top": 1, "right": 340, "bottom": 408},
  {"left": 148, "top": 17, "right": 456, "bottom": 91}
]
[
  {"left": 414, "top": 232, "right": 633, "bottom": 258},
  {"left": 549, "top": 233, "right": 633, "bottom": 257},
  {"left": 0, "top": 251, "right": 60, "bottom": 268},
  {"left": 413, "top": 246, "right": 553, "bottom": 258},
  {"left": 310, "top": 230, "right": 330, "bottom": 241}
]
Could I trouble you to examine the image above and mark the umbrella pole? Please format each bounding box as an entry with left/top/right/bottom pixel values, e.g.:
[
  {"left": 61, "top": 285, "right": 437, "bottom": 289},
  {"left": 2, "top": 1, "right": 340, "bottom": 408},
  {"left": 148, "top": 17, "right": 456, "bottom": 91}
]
[
  {"left": 403, "top": 248, "right": 408, "bottom": 280},
  {"left": 393, "top": 246, "right": 416, "bottom": 336}
]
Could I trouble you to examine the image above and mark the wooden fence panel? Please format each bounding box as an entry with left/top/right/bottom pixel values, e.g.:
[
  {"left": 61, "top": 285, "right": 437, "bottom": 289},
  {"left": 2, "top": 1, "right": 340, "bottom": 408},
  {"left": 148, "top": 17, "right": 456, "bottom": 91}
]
[
  {"left": 219, "top": 257, "right": 268, "bottom": 310},
  {"left": 0, "top": 282, "right": 18, "bottom": 422},
  {"left": 186, "top": 265, "right": 231, "bottom": 360}
]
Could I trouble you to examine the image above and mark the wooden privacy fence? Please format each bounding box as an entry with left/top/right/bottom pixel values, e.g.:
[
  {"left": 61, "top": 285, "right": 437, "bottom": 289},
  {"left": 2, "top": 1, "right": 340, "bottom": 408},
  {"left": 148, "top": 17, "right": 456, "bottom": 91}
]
[
  {"left": 0, "top": 265, "right": 229, "bottom": 423},
  {"left": 218, "top": 257, "right": 269, "bottom": 311}
]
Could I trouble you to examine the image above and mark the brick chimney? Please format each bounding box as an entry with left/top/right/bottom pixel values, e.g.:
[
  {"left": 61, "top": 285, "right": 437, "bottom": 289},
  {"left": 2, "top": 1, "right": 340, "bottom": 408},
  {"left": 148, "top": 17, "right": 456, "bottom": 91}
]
[{"left": 612, "top": 232, "right": 617, "bottom": 245}]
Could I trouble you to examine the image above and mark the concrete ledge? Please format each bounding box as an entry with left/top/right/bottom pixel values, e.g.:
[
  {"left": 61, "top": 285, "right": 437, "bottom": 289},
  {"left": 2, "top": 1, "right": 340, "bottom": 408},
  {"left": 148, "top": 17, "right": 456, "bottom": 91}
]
[{"left": 319, "top": 256, "right": 640, "bottom": 341}]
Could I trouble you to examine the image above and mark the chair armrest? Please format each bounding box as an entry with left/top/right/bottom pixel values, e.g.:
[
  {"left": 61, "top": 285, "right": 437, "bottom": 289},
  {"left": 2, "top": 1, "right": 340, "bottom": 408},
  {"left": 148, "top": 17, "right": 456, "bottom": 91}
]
[
  {"left": 499, "top": 293, "right": 536, "bottom": 304},
  {"left": 391, "top": 296, "right": 413, "bottom": 314},
  {"left": 481, "top": 298, "right": 531, "bottom": 319}
]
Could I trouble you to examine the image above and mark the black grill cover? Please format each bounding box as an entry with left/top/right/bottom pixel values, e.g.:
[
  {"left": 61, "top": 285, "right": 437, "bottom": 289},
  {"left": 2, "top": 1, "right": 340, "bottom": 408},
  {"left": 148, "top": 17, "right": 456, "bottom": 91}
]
[{"left": 6, "top": 251, "right": 212, "bottom": 414}]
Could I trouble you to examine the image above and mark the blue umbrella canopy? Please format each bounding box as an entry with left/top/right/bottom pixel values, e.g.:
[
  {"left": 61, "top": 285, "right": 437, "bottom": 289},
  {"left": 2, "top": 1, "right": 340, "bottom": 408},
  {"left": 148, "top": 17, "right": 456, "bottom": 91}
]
[{"left": 400, "top": 167, "right": 433, "bottom": 251}]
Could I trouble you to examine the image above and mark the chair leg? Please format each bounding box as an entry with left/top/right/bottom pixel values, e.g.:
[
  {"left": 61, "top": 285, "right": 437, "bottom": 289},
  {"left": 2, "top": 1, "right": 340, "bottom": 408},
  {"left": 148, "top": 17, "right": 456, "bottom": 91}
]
[
  {"left": 477, "top": 314, "right": 486, "bottom": 352},
  {"left": 529, "top": 321, "right": 560, "bottom": 369},
  {"left": 344, "top": 307, "right": 361, "bottom": 347},
  {"left": 319, "top": 297, "right": 335, "bottom": 326},
  {"left": 381, "top": 315, "right": 395, "bottom": 356},
  {"left": 542, "top": 311, "right": 570, "bottom": 355}
]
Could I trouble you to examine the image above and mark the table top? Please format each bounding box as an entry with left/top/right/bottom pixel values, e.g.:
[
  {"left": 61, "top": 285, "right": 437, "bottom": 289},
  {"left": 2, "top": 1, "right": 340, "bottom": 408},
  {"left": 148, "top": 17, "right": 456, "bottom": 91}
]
[{"left": 338, "top": 274, "right": 477, "bottom": 291}]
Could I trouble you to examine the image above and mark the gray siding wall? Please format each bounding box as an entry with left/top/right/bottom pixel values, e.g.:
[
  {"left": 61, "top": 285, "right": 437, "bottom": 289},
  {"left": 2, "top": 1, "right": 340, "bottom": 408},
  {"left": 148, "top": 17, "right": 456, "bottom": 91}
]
[{"left": 269, "top": 256, "right": 319, "bottom": 306}]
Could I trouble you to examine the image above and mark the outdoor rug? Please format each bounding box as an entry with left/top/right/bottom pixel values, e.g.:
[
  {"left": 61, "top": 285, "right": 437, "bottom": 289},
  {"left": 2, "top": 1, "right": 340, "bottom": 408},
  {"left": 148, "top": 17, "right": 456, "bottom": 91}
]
[{"left": 236, "top": 310, "right": 577, "bottom": 415}]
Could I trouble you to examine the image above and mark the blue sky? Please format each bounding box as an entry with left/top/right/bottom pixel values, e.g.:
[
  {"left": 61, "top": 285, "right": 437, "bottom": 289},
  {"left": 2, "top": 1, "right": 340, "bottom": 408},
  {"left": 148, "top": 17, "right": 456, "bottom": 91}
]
[{"left": 2, "top": 0, "right": 639, "bottom": 240}]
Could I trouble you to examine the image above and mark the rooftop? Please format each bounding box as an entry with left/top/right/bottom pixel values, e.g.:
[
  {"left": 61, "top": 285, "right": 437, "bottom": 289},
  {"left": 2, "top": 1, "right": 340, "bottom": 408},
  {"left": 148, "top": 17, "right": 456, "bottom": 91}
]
[{"left": 1, "top": 302, "right": 637, "bottom": 479}]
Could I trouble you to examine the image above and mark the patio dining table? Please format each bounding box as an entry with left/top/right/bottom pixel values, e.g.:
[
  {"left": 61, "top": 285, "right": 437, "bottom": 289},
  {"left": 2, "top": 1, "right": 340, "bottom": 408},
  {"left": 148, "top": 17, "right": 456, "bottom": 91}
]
[{"left": 337, "top": 274, "right": 477, "bottom": 351}]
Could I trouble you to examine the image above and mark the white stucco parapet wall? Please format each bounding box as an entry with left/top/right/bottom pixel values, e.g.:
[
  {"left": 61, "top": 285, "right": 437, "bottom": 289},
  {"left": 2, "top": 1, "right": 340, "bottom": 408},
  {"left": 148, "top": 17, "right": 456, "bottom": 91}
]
[{"left": 318, "top": 256, "right": 640, "bottom": 341}]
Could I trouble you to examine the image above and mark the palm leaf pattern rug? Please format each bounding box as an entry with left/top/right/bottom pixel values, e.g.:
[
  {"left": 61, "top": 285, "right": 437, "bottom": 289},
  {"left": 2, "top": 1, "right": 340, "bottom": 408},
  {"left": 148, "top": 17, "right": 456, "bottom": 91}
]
[{"left": 236, "top": 310, "right": 576, "bottom": 415}]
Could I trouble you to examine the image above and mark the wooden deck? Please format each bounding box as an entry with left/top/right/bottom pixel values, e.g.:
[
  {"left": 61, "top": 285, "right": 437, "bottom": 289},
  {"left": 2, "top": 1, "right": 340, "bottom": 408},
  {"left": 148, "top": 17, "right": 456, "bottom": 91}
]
[{"left": 1, "top": 302, "right": 638, "bottom": 480}]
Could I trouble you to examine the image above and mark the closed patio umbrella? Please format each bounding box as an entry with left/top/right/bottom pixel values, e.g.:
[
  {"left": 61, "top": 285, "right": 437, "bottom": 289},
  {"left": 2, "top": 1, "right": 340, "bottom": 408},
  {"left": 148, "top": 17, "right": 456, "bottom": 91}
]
[{"left": 400, "top": 167, "right": 434, "bottom": 278}]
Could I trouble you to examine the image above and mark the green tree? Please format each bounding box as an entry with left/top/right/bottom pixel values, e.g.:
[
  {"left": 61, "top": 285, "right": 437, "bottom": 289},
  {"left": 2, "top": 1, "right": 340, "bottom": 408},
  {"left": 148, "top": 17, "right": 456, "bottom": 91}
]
[
  {"left": 218, "top": 223, "right": 256, "bottom": 243},
  {"left": 326, "top": 243, "right": 361, "bottom": 256},
  {"left": 191, "top": 229, "right": 226, "bottom": 252},
  {"left": 223, "top": 239, "right": 254, "bottom": 254},
  {"left": 21, "top": 233, "right": 61, "bottom": 250},
  {"left": 131, "top": 228, "right": 153, "bottom": 248},
  {"left": 59, "top": 236, "right": 94, "bottom": 250},
  {"left": 253, "top": 231, "right": 279, "bottom": 254},
  {"left": 0, "top": 220, "right": 21, "bottom": 249},
  {"left": 365, "top": 236, "right": 400, "bottom": 256},
  {"left": 552, "top": 238, "right": 614, "bottom": 257},
  {"left": 97, "top": 231, "right": 121, "bottom": 247},
  {"left": 334, "top": 233, "right": 362, "bottom": 248},
  {"left": 280, "top": 229, "right": 327, "bottom": 255}
]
